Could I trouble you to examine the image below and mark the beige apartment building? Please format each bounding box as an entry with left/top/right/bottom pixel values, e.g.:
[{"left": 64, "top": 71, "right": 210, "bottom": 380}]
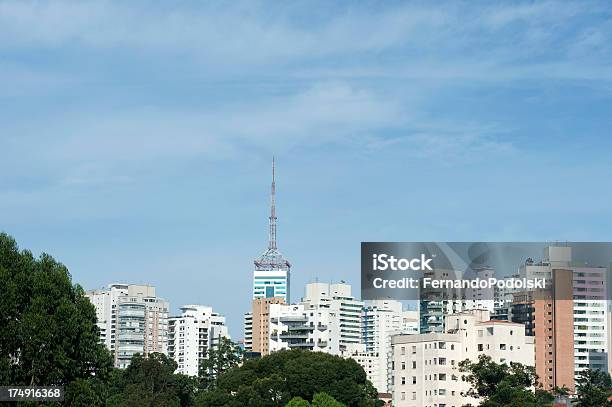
[
  {"left": 391, "top": 310, "right": 534, "bottom": 407},
  {"left": 251, "top": 297, "right": 285, "bottom": 355}
]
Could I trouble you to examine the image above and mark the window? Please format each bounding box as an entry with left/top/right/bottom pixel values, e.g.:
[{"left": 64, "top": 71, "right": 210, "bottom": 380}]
[
  {"left": 412, "top": 376, "right": 417, "bottom": 384},
  {"left": 412, "top": 392, "right": 416, "bottom": 400},
  {"left": 500, "top": 344, "right": 507, "bottom": 350},
  {"left": 478, "top": 344, "right": 484, "bottom": 351},
  {"left": 400, "top": 392, "right": 405, "bottom": 400},
  {"left": 401, "top": 362, "right": 406, "bottom": 370},
  {"left": 401, "top": 377, "right": 406, "bottom": 385},
  {"left": 412, "top": 361, "right": 416, "bottom": 369},
  {"left": 412, "top": 345, "right": 417, "bottom": 354},
  {"left": 401, "top": 346, "right": 405, "bottom": 355}
]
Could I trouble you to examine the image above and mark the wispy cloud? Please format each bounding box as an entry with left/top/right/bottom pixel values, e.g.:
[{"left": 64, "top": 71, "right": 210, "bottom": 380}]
[
  {"left": 1, "top": 0, "right": 610, "bottom": 185},
  {"left": 1, "top": 1, "right": 609, "bottom": 77}
]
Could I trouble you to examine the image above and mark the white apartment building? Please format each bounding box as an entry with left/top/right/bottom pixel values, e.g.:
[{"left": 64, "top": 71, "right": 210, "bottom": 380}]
[
  {"left": 243, "top": 312, "right": 253, "bottom": 352},
  {"left": 168, "top": 305, "right": 230, "bottom": 376},
  {"left": 86, "top": 284, "right": 169, "bottom": 368},
  {"left": 302, "top": 282, "right": 364, "bottom": 353},
  {"left": 392, "top": 309, "right": 534, "bottom": 407},
  {"left": 519, "top": 246, "right": 609, "bottom": 376},
  {"left": 609, "top": 303, "right": 612, "bottom": 378},
  {"left": 361, "top": 300, "right": 406, "bottom": 393},
  {"left": 269, "top": 303, "right": 317, "bottom": 352},
  {"left": 261, "top": 282, "right": 364, "bottom": 356},
  {"left": 573, "top": 267, "right": 608, "bottom": 374},
  {"left": 401, "top": 310, "right": 420, "bottom": 335},
  {"left": 346, "top": 343, "right": 383, "bottom": 393}
]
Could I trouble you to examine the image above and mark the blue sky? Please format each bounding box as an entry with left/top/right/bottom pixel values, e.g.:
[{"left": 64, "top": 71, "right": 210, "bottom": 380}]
[{"left": 1, "top": 0, "right": 612, "bottom": 338}]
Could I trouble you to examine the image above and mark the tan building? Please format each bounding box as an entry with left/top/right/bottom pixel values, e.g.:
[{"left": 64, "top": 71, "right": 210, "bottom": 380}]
[
  {"left": 511, "top": 269, "right": 574, "bottom": 392},
  {"left": 251, "top": 297, "right": 285, "bottom": 355}
]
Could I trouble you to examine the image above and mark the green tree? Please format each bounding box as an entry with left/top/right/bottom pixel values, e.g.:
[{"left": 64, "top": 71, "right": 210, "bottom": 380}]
[
  {"left": 64, "top": 378, "right": 109, "bottom": 406},
  {"left": 459, "top": 355, "right": 553, "bottom": 407},
  {"left": 108, "top": 353, "right": 198, "bottom": 407},
  {"left": 312, "top": 392, "right": 346, "bottom": 407},
  {"left": 196, "top": 349, "right": 377, "bottom": 407},
  {"left": 198, "top": 336, "right": 243, "bottom": 389},
  {"left": 286, "top": 396, "right": 311, "bottom": 407},
  {"left": 0, "top": 233, "right": 112, "bottom": 388},
  {"left": 575, "top": 368, "right": 612, "bottom": 407},
  {"left": 285, "top": 392, "right": 346, "bottom": 407}
]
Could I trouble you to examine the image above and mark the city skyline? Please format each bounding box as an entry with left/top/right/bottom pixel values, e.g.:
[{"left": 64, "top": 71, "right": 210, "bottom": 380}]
[{"left": 2, "top": 1, "right": 612, "bottom": 339}]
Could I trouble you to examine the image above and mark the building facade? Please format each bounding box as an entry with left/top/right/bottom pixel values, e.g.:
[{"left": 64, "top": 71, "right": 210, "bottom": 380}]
[
  {"left": 420, "top": 267, "right": 496, "bottom": 334},
  {"left": 392, "top": 310, "right": 534, "bottom": 407},
  {"left": 361, "top": 300, "right": 406, "bottom": 393},
  {"left": 86, "top": 284, "right": 169, "bottom": 368},
  {"left": 516, "top": 246, "right": 609, "bottom": 382},
  {"left": 167, "top": 305, "right": 230, "bottom": 376},
  {"left": 302, "top": 282, "right": 364, "bottom": 354},
  {"left": 251, "top": 297, "right": 286, "bottom": 356}
]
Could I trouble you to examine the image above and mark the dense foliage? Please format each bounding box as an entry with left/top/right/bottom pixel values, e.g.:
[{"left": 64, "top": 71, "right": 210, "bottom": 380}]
[
  {"left": 198, "top": 337, "right": 243, "bottom": 389},
  {"left": 575, "top": 368, "right": 612, "bottom": 407},
  {"left": 285, "top": 392, "right": 346, "bottom": 406},
  {"left": 459, "top": 355, "right": 554, "bottom": 407},
  {"left": 0, "top": 233, "right": 112, "bottom": 388},
  {"left": 195, "top": 349, "right": 378, "bottom": 407}
]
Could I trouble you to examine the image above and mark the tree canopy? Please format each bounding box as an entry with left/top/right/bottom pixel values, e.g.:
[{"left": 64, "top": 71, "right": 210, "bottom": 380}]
[
  {"left": 195, "top": 349, "right": 378, "bottom": 407},
  {"left": 107, "top": 353, "right": 198, "bottom": 407},
  {"left": 459, "top": 355, "right": 554, "bottom": 407},
  {"left": 198, "top": 336, "right": 243, "bottom": 389},
  {"left": 575, "top": 368, "right": 612, "bottom": 407},
  {"left": 286, "top": 392, "right": 346, "bottom": 407},
  {"left": 0, "top": 232, "right": 112, "bottom": 388}
]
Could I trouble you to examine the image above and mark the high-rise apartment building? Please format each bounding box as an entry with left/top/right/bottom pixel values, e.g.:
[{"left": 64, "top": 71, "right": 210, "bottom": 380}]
[
  {"left": 511, "top": 269, "right": 575, "bottom": 392},
  {"left": 269, "top": 303, "right": 317, "bottom": 352},
  {"left": 167, "top": 305, "right": 230, "bottom": 376},
  {"left": 361, "top": 300, "right": 406, "bottom": 393},
  {"left": 515, "top": 246, "right": 608, "bottom": 381},
  {"left": 86, "top": 284, "right": 169, "bottom": 368},
  {"left": 302, "top": 282, "right": 364, "bottom": 353},
  {"left": 251, "top": 297, "right": 285, "bottom": 356},
  {"left": 420, "top": 267, "right": 495, "bottom": 334},
  {"left": 391, "top": 310, "right": 534, "bottom": 407},
  {"left": 253, "top": 282, "right": 364, "bottom": 357},
  {"left": 243, "top": 312, "right": 253, "bottom": 352}
]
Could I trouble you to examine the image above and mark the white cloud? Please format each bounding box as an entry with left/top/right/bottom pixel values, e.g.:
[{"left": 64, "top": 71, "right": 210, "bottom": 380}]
[{"left": 0, "top": 0, "right": 609, "bottom": 78}]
